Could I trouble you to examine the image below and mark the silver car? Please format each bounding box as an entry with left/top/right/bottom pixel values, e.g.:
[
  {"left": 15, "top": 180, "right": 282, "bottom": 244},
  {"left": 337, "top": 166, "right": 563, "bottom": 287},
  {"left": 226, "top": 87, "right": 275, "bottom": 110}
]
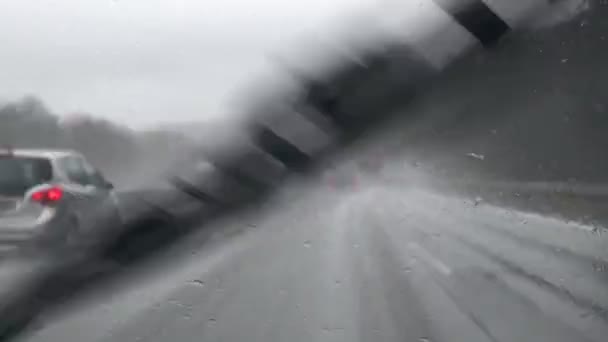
[{"left": 0, "top": 148, "right": 122, "bottom": 253}]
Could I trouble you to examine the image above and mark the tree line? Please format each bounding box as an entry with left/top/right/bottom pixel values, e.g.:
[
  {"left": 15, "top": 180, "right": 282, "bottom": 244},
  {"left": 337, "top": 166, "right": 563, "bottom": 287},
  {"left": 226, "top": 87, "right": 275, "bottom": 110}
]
[{"left": 0, "top": 96, "right": 192, "bottom": 185}]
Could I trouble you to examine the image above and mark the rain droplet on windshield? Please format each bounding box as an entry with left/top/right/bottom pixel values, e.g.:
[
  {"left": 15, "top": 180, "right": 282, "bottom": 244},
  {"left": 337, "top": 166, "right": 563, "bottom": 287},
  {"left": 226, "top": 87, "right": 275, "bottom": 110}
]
[
  {"left": 473, "top": 196, "right": 483, "bottom": 206},
  {"left": 303, "top": 240, "right": 312, "bottom": 248},
  {"left": 466, "top": 152, "right": 485, "bottom": 161},
  {"left": 189, "top": 279, "right": 205, "bottom": 286}
]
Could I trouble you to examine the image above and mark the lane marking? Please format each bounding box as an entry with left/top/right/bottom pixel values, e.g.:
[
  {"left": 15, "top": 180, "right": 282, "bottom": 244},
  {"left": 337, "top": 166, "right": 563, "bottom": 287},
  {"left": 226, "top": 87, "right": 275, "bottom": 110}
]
[{"left": 408, "top": 242, "right": 452, "bottom": 276}]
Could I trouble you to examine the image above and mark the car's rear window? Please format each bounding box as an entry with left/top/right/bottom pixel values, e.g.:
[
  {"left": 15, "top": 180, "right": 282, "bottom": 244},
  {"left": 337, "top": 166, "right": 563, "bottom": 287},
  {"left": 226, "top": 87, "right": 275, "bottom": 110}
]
[{"left": 0, "top": 156, "right": 53, "bottom": 197}]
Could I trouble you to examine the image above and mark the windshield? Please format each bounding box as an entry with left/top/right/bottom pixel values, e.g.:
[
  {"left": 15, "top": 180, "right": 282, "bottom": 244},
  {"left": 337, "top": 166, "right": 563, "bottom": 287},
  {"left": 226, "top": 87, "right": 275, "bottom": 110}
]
[
  {"left": 0, "top": 157, "right": 52, "bottom": 197},
  {"left": 0, "top": 1, "right": 607, "bottom": 342}
]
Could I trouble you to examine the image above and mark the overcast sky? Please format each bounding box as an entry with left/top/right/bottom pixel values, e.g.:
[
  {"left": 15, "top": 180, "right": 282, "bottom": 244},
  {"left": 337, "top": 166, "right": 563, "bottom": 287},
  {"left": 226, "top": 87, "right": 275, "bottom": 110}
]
[
  {"left": 0, "top": 0, "right": 383, "bottom": 128},
  {"left": 0, "top": 0, "right": 586, "bottom": 128}
]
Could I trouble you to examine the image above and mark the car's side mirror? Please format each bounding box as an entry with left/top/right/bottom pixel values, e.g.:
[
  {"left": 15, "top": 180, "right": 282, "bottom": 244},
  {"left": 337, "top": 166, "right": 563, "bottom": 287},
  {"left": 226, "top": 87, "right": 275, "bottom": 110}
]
[{"left": 91, "top": 169, "right": 114, "bottom": 190}]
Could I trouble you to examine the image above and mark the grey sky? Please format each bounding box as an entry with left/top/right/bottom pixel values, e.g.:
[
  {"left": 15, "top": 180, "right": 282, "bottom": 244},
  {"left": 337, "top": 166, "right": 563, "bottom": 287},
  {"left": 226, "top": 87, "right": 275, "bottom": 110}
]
[{"left": 0, "top": 0, "right": 377, "bottom": 128}]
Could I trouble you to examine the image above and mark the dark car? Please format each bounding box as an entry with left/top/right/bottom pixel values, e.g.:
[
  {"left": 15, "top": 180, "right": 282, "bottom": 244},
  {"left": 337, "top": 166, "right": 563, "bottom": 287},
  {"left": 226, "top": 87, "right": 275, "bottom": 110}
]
[{"left": 0, "top": 148, "right": 122, "bottom": 254}]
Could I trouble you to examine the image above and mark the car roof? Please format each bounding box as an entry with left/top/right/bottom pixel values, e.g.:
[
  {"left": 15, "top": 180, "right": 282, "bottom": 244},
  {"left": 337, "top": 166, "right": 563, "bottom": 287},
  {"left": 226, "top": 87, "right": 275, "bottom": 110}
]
[{"left": 1, "top": 148, "right": 81, "bottom": 160}]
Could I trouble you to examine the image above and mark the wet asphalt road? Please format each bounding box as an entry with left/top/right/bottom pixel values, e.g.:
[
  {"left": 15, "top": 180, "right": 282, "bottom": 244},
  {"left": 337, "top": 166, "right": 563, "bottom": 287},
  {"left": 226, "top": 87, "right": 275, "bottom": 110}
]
[{"left": 12, "top": 177, "right": 608, "bottom": 342}]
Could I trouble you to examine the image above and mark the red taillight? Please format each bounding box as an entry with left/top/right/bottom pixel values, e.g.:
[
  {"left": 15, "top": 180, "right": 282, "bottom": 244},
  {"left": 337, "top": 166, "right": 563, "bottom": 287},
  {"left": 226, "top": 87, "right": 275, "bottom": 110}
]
[
  {"left": 47, "top": 188, "right": 63, "bottom": 201},
  {"left": 31, "top": 191, "right": 46, "bottom": 202},
  {"left": 31, "top": 187, "right": 64, "bottom": 203}
]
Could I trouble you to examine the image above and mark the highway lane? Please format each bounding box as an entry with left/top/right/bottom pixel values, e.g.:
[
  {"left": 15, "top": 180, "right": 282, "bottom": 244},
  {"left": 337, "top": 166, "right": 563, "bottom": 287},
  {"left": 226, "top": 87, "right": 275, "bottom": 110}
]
[{"left": 14, "top": 177, "right": 608, "bottom": 342}]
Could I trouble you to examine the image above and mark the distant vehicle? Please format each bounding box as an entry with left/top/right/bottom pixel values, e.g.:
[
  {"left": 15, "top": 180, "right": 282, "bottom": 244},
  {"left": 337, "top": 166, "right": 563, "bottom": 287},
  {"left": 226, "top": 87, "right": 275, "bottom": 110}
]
[
  {"left": 357, "top": 151, "right": 385, "bottom": 174},
  {"left": 321, "top": 161, "right": 360, "bottom": 190},
  {"left": 0, "top": 148, "right": 122, "bottom": 253}
]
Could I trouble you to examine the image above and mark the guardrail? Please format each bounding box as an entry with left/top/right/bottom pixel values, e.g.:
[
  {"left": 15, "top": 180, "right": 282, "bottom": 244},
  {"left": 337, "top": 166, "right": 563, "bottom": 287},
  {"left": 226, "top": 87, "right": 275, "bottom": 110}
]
[{"left": 444, "top": 180, "right": 608, "bottom": 198}]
